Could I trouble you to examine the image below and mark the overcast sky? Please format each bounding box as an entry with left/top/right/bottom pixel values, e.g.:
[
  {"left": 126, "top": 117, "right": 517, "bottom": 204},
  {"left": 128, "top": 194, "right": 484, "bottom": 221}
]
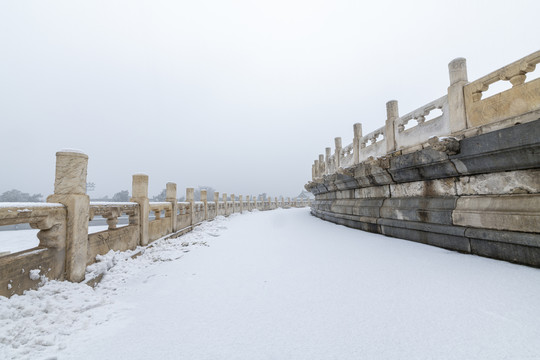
[{"left": 1, "top": 0, "right": 538, "bottom": 199}]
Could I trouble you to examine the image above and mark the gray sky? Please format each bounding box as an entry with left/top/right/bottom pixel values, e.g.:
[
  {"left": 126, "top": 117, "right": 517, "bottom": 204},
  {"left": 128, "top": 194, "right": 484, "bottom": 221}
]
[{"left": 1, "top": 0, "right": 538, "bottom": 199}]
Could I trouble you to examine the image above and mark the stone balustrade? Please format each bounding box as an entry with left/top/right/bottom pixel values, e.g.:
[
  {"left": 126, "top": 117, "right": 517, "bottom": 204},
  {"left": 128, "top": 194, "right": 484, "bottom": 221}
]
[
  {"left": 0, "top": 151, "right": 311, "bottom": 298},
  {"left": 464, "top": 50, "right": 540, "bottom": 128},
  {"left": 312, "top": 51, "right": 540, "bottom": 180},
  {"left": 306, "top": 51, "right": 540, "bottom": 268}
]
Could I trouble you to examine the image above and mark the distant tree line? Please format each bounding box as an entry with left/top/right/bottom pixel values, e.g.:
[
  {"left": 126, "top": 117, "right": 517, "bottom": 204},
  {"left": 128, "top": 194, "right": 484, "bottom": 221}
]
[{"left": 0, "top": 189, "right": 43, "bottom": 202}]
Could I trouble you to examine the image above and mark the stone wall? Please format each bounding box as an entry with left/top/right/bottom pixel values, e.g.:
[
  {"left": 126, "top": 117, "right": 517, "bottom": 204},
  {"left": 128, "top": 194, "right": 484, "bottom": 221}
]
[
  {"left": 0, "top": 151, "right": 310, "bottom": 298},
  {"left": 308, "top": 120, "right": 540, "bottom": 267},
  {"left": 307, "top": 51, "right": 540, "bottom": 267}
]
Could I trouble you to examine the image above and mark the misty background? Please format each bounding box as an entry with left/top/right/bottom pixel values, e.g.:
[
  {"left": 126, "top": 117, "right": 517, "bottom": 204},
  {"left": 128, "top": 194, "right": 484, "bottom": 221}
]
[{"left": 1, "top": 0, "right": 538, "bottom": 200}]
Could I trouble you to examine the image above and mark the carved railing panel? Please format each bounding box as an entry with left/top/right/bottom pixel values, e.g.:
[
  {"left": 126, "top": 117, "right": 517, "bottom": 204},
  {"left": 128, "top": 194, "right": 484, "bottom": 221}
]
[
  {"left": 0, "top": 203, "right": 67, "bottom": 297},
  {"left": 464, "top": 50, "right": 540, "bottom": 127},
  {"left": 340, "top": 144, "right": 354, "bottom": 169},
  {"left": 87, "top": 202, "right": 140, "bottom": 263},
  {"left": 358, "top": 126, "right": 386, "bottom": 163},
  {"left": 177, "top": 202, "right": 192, "bottom": 230},
  {"left": 395, "top": 95, "right": 450, "bottom": 150},
  {"left": 148, "top": 202, "right": 172, "bottom": 242}
]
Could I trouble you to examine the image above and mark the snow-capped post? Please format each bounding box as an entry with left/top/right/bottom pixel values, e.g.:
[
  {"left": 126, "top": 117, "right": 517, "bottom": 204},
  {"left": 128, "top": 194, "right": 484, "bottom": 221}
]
[
  {"left": 325, "top": 147, "right": 332, "bottom": 174},
  {"left": 334, "top": 138, "right": 342, "bottom": 169},
  {"left": 231, "top": 193, "right": 235, "bottom": 213},
  {"left": 47, "top": 150, "right": 90, "bottom": 282},
  {"left": 200, "top": 189, "right": 208, "bottom": 220},
  {"left": 166, "top": 182, "right": 177, "bottom": 232},
  {"left": 186, "top": 188, "right": 194, "bottom": 225},
  {"left": 386, "top": 100, "right": 398, "bottom": 153},
  {"left": 353, "top": 123, "right": 362, "bottom": 164},
  {"left": 448, "top": 57, "right": 468, "bottom": 133},
  {"left": 131, "top": 174, "right": 150, "bottom": 247},
  {"left": 239, "top": 195, "right": 244, "bottom": 212}
]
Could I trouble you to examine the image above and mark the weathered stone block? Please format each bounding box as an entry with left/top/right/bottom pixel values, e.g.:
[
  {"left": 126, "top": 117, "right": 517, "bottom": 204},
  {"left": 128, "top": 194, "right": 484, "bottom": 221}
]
[
  {"left": 390, "top": 178, "right": 456, "bottom": 198},
  {"left": 456, "top": 170, "right": 540, "bottom": 196},
  {"left": 353, "top": 161, "right": 394, "bottom": 186},
  {"left": 470, "top": 239, "right": 540, "bottom": 267},
  {"left": 380, "top": 223, "right": 470, "bottom": 253},
  {"left": 450, "top": 119, "right": 540, "bottom": 175},
  {"left": 330, "top": 199, "right": 384, "bottom": 219},
  {"left": 380, "top": 197, "right": 458, "bottom": 225},
  {"left": 389, "top": 148, "right": 458, "bottom": 182},
  {"left": 354, "top": 185, "right": 390, "bottom": 199},
  {"left": 453, "top": 195, "right": 540, "bottom": 233}
]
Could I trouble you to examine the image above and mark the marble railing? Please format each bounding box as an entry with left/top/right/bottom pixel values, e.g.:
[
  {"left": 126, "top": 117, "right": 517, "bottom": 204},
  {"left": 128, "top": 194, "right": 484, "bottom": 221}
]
[
  {"left": 312, "top": 50, "right": 540, "bottom": 180},
  {"left": 0, "top": 151, "right": 311, "bottom": 298}
]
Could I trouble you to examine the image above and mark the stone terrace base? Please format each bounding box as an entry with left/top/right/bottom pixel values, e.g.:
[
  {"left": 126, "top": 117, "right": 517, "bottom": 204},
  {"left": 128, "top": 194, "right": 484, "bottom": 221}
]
[{"left": 307, "top": 119, "right": 540, "bottom": 267}]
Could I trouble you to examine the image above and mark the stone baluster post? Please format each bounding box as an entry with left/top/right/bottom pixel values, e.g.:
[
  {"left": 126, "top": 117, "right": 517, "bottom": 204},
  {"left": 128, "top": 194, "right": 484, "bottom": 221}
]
[
  {"left": 186, "top": 188, "right": 194, "bottom": 225},
  {"left": 319, "top": 154, "right": 325, "bottom": 176},
  {"left": 166, "top": 182, "right": 178, "bottom": 232},
  {"left": 246, "top": 195, "right": 250, "bottom": 211},
  {"left": 334, "top": 138, "right": 342, "bottom": 169},
  {"left": 325, "top": 147, "right": 332, "bottom": 174},
  {"left": 200, "top": 189, "right": 208, "bottom": 220},
  {"left": 231, "top": 193, "right": 235, "bottom": 213},
  {"left": 385, "top": 100, "right": 398, "bottom": 153},
  {"left": 222, "top": 193, "right": 227, "bottom": 215},
  {"left": 353, "top": 123, "right": 363, "bottom": 164},
  {"left": 239, "top": 195, "right": 244, "bottom": 213},
  {"left": 448, "top": 57, "right": 468, "bottom": 133},
  {"left": 314, "top": 160, "right": 320, "bottom": 179},
  {"left": 131, "top": 174, "right": 150, "bottom": 247},
  {"left": 254, "top": 196, "right": 258, "bottom": 210},
  {"left": 214, "top": 191, "right": 219, "bottom": 216},
  {"left": 47, "top": 150, "right": 90, "bottom": 282},
  {"left": 275, "top": 197, "right": 278, "bottom": 208}
]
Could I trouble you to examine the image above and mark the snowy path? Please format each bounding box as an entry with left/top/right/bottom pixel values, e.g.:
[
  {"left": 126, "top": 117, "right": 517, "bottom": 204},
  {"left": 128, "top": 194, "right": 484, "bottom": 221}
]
[{"left": 2, "top": 208, "right": 540, "bottom": 360}]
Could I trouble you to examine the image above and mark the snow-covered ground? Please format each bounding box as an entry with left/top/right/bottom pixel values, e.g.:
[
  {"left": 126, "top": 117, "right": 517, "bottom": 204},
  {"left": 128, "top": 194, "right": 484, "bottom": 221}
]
[{"left": 1, "top": 208, "right": 540, "bottom": 360}]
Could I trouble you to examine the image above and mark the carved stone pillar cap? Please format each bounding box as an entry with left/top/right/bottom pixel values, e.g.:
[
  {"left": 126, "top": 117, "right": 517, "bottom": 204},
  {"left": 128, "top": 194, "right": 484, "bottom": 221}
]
[
  {"left": 54, "top": 150, "right": 89, "bottom": 195},
  {"left": 448, "top": 57, "right": 468, "bottom": 84},
  {"left": 56, "top": 150, "right": 88, "bottom": 159}
]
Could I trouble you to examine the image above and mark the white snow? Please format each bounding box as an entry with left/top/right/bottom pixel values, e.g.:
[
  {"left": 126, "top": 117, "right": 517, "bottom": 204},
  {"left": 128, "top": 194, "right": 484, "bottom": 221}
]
[
  {"left": 1, "top": 208, "right": 540, "bottom": 360},
  {"left": 89, "top": 202, "right": 138, "bottom": 206},
  {"left": 59, "top": 148, "right": 86, "bottom": 155},
  {"left": 28, "top": 269, "right": 41, "bottom": 281},
  {"left": 0, "top": 229, "right": 40, "bottom": 254},
  {"left": 0, "top": 203, "right": 63, "bottom": 208},
  {"left": 0, "top": 225, "right": 114, "bottom": 254}
]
